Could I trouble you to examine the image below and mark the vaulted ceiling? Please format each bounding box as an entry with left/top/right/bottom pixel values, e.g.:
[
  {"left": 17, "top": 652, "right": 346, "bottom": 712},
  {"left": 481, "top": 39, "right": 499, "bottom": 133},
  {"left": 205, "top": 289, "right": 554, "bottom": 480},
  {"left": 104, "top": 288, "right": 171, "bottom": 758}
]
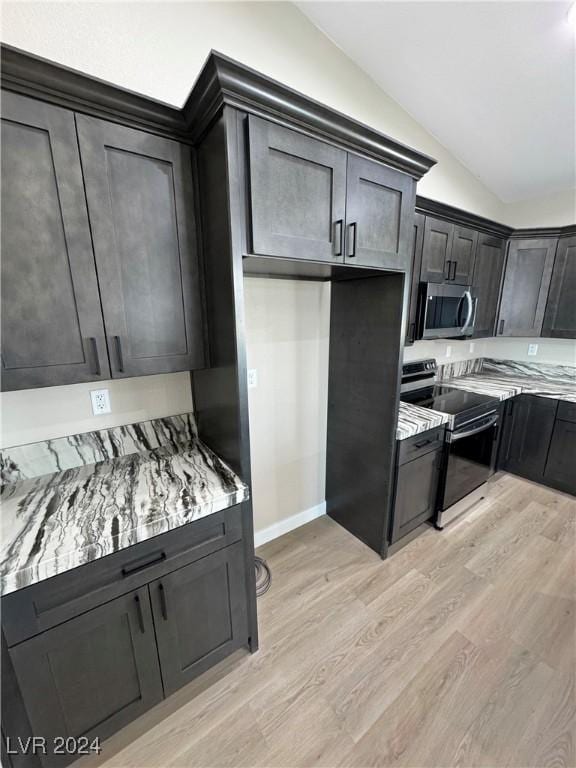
[{"left": 297, "top": 1, "right": 575, "bottom": 203}]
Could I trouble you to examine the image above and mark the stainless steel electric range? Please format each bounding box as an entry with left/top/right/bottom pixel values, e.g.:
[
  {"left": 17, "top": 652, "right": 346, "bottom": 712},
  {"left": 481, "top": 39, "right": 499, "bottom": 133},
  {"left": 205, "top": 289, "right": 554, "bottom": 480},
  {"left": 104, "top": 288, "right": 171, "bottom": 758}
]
[{"left": 400, "top": 359, "right": 502, "bottom": 527}]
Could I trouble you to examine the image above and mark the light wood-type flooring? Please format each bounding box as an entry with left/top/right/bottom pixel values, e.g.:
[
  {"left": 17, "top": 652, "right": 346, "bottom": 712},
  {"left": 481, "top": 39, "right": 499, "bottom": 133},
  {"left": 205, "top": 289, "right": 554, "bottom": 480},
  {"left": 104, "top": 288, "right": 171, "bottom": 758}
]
[{"left": 80, "top": 473, "right": 576, "bottom": 768}]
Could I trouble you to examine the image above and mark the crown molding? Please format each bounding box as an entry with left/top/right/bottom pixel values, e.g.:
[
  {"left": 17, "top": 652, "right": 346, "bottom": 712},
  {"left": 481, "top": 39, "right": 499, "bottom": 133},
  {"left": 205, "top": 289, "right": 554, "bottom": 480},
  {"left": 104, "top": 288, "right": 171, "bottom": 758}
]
[
  {"left": 182, "top": 52, "right": 437, "bottom": 179},
  {"left": 509, "top": 224, "right": 576, "bottom": 239},
  {"left": 415, "top": 195, "right": 514, "bottom": 238},
  {"left": 1, "top": 45, "right": 437, "bottom": 179},
  {"left": 1, "top": 44, "right": 190, "bottom": 140}
]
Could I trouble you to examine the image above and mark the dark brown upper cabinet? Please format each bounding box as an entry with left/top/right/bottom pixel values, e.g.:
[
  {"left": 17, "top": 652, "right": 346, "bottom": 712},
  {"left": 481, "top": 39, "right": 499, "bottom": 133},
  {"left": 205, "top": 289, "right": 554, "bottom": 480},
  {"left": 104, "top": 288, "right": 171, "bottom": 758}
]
[
  {"left": 248, "top": 115, "right": 347, "bottom": 263},
  {"left": 405, "top": 212, "right": 425, "bottom": 345},
  {"left": 497, "top": 238, "right": 558, "bottom": 337},
  {"left": 471, "top": 233, "right": 506, "bottom": 338},
  {"left": 420, "top": 217, "right": 454, "bottom": 282},
  {"left": 247, "top": 115, "right": 414, "bottom": 270},
  {"left": 76, "top": 116, "right": 206, "bottom": 378},
  {"left": 420, "top": 217, "right": 477, "bottom": 285},
  {"left": 344, "top": 154, "right": 414, "bottom": 270},
  {"left": 542, "top": 235, "right": 576, "bottom": 339},
  {"left": 1, "top": 91, "right": 110, "bottom": 391},
  {"left": 451, "top": 226, "right": 478, "bottom": 284}
]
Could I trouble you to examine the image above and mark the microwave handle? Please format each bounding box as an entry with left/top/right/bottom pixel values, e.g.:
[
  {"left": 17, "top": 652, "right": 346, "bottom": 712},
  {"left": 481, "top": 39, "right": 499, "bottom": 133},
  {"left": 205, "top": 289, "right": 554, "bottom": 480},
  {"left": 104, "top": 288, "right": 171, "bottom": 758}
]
[{"left": 461, "top": 290, "right": 474, "bottom": 332}]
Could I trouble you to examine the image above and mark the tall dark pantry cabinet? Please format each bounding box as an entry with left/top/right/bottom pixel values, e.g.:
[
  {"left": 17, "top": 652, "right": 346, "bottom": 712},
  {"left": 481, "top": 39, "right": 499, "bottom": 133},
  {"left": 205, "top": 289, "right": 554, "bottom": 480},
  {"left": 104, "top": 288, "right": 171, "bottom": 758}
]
[
  {"left": 188, "top": 55, "right": 435, "bottom": 559},
  {"left": 0, "top": 47, "right": 435, "bottom": 766}
]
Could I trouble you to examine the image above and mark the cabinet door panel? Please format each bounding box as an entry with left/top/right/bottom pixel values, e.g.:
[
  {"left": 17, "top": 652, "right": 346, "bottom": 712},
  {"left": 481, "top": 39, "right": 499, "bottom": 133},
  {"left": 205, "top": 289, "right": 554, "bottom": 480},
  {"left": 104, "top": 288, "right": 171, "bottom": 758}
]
[
  {"left": 8, "top": 588, "right": 162, "bottom": 767},
  {"left": 76, "top": 116, "right": 205, "bottom": 377},
  {"left": 472, "top": 234, "right": 506, "bottom": 338},
  {"left": 345, "top": 154, "right": 415, "bottom": 269},
  {"left": 405, "top": 212, "right": 425, "bottom": 345},
  {"left": 1, "top": 91, "right": 109, "bottom": 390},
  {"left": 248, "top": 116, "right": 346, "bottom": 262},
  {"left": 451, "top": 226, "right": 478, "bottom": 284},
  {"left": 499, "top": 395, "right": 557, "bottom": 480},
  {"left": 497, "top": 238, "right": 557, "bottom": 337},
  {"left": 391, "top": 447, "right": 441, "bottom": 543},
  {"left": 152, "top": 543, "right": 248, "bottom": 696},
  {"left": 542, "top": 235, "right": 576, "bottom": 339},
  {"left": 544, "top": 419, "right": 576, "bottom": 495},
  {"left": 421, "top": 217, "right": 454, "bottom": 283}
]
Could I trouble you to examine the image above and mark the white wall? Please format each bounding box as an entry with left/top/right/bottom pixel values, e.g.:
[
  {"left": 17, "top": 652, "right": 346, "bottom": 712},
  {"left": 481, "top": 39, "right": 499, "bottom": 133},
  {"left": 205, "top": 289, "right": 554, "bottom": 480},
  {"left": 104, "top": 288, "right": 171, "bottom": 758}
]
[
  {"left": 502, "top": 189, "right": 576, "bottom": 230},
  {"left": 244, "top": 278, "right": 330, "bottom": 537},
  {"left": 404, "top": 338, "right": 576, "bottom": 367},
  {"left": 1, "top": 373, "right": 193, "bottom": 449}
]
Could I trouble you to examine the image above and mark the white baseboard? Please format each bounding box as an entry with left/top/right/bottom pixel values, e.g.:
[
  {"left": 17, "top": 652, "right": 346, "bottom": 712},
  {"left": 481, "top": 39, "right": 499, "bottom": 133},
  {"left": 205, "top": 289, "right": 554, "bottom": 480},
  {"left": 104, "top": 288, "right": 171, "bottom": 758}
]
[{"left": 254, "top": 501, "right": 326, "bottom": 549}]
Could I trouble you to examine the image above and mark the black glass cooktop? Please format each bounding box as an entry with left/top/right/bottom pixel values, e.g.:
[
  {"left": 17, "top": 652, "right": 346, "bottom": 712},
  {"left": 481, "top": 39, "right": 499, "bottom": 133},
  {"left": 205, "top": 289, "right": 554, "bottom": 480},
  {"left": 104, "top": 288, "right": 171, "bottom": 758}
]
[{"left": 401, "top": 385, "right": 496, "bottom": 416}]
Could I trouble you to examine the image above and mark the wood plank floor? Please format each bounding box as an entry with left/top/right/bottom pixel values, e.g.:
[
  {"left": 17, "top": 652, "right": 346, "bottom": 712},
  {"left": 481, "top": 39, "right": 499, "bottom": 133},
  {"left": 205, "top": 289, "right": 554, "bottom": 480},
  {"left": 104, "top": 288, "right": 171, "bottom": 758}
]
[{"left": 80, "top": 473, "right": 576, "bottom": 768}]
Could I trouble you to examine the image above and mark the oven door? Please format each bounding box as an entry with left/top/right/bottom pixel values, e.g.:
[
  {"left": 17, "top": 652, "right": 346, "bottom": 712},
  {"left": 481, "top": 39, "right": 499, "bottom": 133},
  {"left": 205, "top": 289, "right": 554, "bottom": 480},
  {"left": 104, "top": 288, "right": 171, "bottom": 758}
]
[
  {"left": 419, "top": 283, "right": 476, "bottom": 339},
  {"left": 440, "top": 410, "right": 500, "bottom": 510}
]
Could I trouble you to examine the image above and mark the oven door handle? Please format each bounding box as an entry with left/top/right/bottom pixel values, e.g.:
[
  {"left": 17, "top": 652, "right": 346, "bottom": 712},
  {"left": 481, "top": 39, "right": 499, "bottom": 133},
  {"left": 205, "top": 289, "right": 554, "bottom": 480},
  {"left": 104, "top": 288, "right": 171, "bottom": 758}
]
[
  {"left": 449, "top": 413, "right": 499, "bottom": 442},
  {"left": 461, "top": 290, "right": 474, "bottom": 333}
]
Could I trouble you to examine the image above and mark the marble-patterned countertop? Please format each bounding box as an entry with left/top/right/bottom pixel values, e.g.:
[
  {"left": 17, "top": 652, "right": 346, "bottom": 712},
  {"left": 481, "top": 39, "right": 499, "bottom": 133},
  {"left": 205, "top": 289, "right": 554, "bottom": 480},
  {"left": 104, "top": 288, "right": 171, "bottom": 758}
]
[
  {"left": 0, "top": 416, "right": 248, "bottom": 596},
  {"left": 441, "top": 359, "right": 576, "bottom": 404},
  {"left": 396, "top": 359, "right": 575, "bottom": 441},
  {"left": 396, "top": 402, "right": 450, "bottom": 440}
]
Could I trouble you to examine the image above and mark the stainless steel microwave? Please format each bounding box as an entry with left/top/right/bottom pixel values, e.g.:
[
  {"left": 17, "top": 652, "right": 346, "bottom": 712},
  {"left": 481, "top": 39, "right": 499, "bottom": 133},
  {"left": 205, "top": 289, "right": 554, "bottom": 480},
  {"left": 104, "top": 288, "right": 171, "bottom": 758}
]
[{"left": 418, "top": 282, "right": 477, "bottom": 339}]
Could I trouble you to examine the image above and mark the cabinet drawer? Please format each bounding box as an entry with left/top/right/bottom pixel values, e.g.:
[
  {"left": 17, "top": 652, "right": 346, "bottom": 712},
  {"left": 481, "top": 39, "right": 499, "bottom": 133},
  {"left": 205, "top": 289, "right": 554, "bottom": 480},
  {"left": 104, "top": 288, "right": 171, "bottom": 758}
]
[
  {"left": 557, "top": 401, "right": 576, "bottom": 424},
  {"left": 397, "top": 426, "right": 445, "bottom": 466},
  {"left": 2, "top": 505, "right": 243, "bottom": 647}
]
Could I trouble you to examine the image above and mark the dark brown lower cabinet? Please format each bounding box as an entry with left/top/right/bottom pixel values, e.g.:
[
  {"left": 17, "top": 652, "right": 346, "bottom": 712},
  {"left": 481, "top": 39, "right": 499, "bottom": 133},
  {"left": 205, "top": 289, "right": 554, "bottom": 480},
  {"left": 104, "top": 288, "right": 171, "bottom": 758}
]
[
  {"left": 498, "top": 395, "right": 575, "bottom": 497},
  {"left": 152, "top": 542, "right": 248, "bottom": 696},
  {"left": 390, "top": 428, "right": 444, "bottom": 544},
  {"left": 8, "top": 588, "right": 163, "bottom": 768},
  {"left": 544, "top": 418, "right": 576, "bottom": 495},
  {"left": 2, "top": 523, "right": 250, "bottom": 768},
  {"left": 498, "top": 395, "right": 557, "bottom": 481}
]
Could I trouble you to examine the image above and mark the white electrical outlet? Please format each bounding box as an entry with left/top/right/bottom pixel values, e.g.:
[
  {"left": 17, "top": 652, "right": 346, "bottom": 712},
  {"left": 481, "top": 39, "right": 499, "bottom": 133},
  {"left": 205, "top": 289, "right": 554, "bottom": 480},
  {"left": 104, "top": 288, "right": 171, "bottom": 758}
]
[
  {"left": 445, "top": 345, "right": 452, "bottom": 358},
  {"left": 90, "top": 389, "right": 111, "bottom": 416},
  {"left": 247, "top": 369, "right": 258, "bottom": 389},
  {"left": 469, "top": 342, "right": 475, "bottom": 354},
  {"left": 528, "top": 344, "right": 538, "bottom": 356}
]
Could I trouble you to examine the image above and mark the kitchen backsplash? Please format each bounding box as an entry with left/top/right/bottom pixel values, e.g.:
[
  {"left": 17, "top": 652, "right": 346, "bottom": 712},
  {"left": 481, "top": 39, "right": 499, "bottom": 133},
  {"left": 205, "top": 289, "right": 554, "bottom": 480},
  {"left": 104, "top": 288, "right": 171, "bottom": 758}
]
[
  {"left": 0, "top": 413, "right": 197, "bottom": 486},
  {"left": 405, "top": 337, "right": 576, "bottom": 367},
  {"left": 437, "top": 357, "right": 576, "bottom": 382},
  {"left": 436, "top": 358, "right": 484, "bottom": 380}
]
